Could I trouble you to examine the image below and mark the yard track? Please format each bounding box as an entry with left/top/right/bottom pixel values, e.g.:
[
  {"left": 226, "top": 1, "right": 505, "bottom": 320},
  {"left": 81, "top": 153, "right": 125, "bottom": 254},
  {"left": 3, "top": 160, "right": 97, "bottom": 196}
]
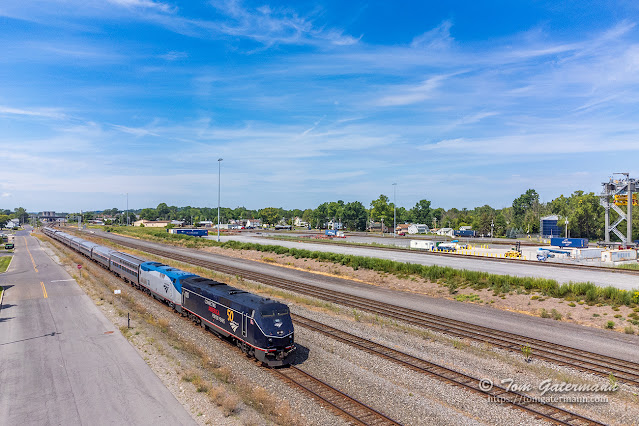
[
  {"left": 93, "top": 233, "right": 639, "bottom": 388},
  {"left": 272, "top": 366, "right": 401, "bottom": 426},
  {"left": 44, "top": 232, "right": 402, "bottom": 426},
  {"left": 293, "top": 314, "right": 604, "bottom": 426}
]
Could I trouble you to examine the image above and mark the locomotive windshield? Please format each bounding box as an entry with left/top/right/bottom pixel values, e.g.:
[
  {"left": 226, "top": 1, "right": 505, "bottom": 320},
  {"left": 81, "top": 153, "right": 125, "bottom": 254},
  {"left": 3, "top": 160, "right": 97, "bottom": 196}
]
[
  {"left": 261, "top": 306, "right": 289, "bottom": 317},
  {"left": 258, "top": 304, "right": 292, "bottom": 332}
]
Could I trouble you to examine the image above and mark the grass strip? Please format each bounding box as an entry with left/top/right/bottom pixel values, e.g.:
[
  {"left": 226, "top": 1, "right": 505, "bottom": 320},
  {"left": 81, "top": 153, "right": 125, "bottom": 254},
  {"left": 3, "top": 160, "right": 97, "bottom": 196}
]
[
  {"left": 0, "top": 256, "right": 11, "bottom": 273},
  {"left": 100, "top": 226, "right": 639, "bottom": 307}
]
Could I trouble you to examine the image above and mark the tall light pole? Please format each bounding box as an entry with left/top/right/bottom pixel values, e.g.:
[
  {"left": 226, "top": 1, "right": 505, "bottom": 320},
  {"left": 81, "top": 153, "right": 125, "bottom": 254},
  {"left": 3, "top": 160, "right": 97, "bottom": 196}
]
[
  {"left": 217, "top": 158, "right": 223, "bottom": 242},
  {"left": 392, "top": 183, "right": 397, "bottom": 237},
  {"left": 126, "top": 192, "right": 129, "bottom": 226}
]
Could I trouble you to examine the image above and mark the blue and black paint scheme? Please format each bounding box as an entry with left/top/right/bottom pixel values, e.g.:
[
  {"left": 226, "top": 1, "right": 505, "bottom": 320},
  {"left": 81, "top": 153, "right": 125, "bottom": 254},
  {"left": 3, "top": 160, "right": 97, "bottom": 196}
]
[{"left": 181, "top": 276, "right": 296, "bottom": 366}]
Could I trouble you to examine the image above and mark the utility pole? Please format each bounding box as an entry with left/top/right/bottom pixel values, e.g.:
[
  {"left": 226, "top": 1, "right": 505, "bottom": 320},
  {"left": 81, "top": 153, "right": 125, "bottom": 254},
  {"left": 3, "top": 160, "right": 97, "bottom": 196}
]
[
  {"left": 392, "top": 183, "right": 397, "bottom": 237},
  {"left": 217, "top": 158, "right": 223, "bottom": 242}
]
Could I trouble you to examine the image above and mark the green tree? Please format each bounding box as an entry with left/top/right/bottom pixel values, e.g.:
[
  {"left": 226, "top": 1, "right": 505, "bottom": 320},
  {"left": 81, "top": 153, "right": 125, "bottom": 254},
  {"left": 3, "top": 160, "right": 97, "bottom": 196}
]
[
  {"left": 410, "top": 199, "right": 432, "bottom": 224},
  {"left": 342, "top": 201, "right": 368, "bottom": 231},
  {"left": 370, "top": 194, "right": 393, "bottom": 225},
  {"left": 259, "top": 207, "right": 281, "bottom": 226},
  {"left": 312, "top": 202, "right": 329, "bottom": 228},
  {"left": 512, "top": 189, "right": 539, "bottom": 227},
  {"left": 156, "top": 203, "right": 170, "bottom": 219},
  {"left": 13, "top": 207, "right": 28, "bottom": 224},
  {"left": 0, "top": 214, "right": 9, "bottom": 228}
]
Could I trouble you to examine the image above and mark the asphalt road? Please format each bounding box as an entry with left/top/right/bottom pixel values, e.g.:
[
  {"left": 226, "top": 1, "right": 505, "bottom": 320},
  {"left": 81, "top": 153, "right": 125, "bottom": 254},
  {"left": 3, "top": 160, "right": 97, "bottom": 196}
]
[
  {"left": 212, "top": 233, "right": 639, "bottom": 290},
  {"left": 0, "top": 229, "right": 195, "bottom": 425}
]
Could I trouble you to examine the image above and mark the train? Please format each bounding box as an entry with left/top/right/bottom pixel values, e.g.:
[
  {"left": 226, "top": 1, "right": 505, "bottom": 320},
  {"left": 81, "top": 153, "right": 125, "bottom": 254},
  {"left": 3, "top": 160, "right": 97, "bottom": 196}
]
[{"left": 42, "top": 227, "right": 296, "bottom": 367}]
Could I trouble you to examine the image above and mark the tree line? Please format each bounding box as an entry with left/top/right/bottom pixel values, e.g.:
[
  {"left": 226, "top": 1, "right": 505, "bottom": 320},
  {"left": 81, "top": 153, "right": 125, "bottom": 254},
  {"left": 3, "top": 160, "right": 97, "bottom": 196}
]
[
  {"left": 14, "top": 188, "right": 637, "bottom": 241},
  {"left": 0, "top": 207, "right": 29, "bottom": 228}
]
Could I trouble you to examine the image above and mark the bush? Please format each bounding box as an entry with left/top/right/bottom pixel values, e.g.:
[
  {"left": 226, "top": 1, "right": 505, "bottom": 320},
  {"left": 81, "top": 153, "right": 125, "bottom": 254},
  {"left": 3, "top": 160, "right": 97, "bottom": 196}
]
[
  {"left": 605, "top": 321, "right": 615, "bottom": 329},
  {"left": 105, "top": 226, "right": 639, "bottom": 306}
]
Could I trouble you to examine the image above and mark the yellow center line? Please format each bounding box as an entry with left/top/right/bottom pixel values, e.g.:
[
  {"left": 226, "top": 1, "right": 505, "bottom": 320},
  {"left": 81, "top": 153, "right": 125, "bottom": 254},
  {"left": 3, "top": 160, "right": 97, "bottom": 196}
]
[
  {"left": 23, "top": 236, "right": 38, "bottom": 273},
  {"left": 40, "top": 281, "right": 48, "bottom": 299}
]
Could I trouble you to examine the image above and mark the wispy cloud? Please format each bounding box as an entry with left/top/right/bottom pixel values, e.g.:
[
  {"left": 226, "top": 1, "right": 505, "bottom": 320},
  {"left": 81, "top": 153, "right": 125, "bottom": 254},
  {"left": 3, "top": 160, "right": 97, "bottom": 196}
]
[
  {"left": 0, "top": 106, "right": 66, "bottom": 119},
  {"left": 107, "top": 0, "right": 175, "bottom": 13},
  {"left": 375, "top": 75, "right": 449, "bottom": 106},
  {"left": 411, "top": 20, "right": 454, "bottom": 50}
]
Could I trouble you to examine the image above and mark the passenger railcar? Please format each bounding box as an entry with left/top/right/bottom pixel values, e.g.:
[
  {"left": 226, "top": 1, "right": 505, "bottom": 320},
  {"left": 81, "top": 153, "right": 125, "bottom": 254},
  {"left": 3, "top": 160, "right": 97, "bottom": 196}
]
[
  {"left": 139, "top": 262, "right": 196, "bottom": 312},
  {"left": 78, "top": 240, "right": 99, "bottom": 258},
  {"left": 92, "top": 245, "right": 116, "bottom": 269},
  {"left": 181, "top": 276, "right": 295, "bottom": 366},
  {"left": 109, "top": 251, "right": 145, "bottom": 285}
]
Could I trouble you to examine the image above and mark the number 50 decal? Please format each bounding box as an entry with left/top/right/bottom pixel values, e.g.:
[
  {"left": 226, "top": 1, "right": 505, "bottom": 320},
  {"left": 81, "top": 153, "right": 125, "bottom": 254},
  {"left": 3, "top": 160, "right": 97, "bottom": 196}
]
[{"left": 227, "top": 309, "right": 234, "bottom": 322}]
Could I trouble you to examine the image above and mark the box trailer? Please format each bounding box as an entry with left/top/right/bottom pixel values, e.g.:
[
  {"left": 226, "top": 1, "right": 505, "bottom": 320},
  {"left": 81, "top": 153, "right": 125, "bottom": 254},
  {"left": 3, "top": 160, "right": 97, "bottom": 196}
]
[
  {"left": 454, "top": 230, "right": 476, "bottom": 237},
  {"left": 550, "top": 238, "right": 588, "bottom": 248},
  {"left": 168, "top": 228, "right": 208, "bottom": 237},
  {"left": 410, "top": 240, "right": 436, "bottom": 250},
  {"left": 601, "top": 250, "right": 637, "bottom": 263},
  {"left": 571, "top": 248, "right": 603, "bottom": 259}
]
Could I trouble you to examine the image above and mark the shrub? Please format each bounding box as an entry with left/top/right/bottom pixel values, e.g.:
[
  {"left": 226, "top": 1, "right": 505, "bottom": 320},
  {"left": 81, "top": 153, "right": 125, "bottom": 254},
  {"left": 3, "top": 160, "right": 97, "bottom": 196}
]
[
  {"left": 624, "top": 325, "right": 635, "bottom": 334},
  {"left": 605, "top": 321, "right": 615, "bottom": 329},
  {"left": 540, "top": 308, "right": 550, "bottom": 318},
  {"left": 551, "top": 309, "right": 562, "bottom": 321}
]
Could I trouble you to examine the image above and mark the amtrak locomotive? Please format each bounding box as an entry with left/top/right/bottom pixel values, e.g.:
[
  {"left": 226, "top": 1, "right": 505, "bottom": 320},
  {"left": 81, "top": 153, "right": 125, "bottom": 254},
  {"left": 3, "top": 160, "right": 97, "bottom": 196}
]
[{"left": 42, "top": 227, "right": 296, "bottom": 367}]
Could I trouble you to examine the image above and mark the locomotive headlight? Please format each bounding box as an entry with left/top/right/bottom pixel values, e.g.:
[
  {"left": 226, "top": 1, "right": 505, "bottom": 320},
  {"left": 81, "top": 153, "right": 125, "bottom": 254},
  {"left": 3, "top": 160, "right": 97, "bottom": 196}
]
[{"left": 268, "top": 338, "right": 272, "bottom": 343}]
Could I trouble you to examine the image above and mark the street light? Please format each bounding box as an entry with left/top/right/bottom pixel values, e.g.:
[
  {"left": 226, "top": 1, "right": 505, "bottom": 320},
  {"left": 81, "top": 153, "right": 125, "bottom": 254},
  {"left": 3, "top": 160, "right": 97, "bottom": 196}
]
[
  {"left": 392, "top": 183, "right": 397, "bottom": 237},
  {"left": 217, "top": 158, "right": 223, "bottom": 242}
]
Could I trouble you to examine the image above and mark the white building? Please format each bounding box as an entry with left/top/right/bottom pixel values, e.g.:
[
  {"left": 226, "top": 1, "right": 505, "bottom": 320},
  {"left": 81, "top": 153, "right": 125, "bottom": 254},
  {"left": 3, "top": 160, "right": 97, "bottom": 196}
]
[
  {"left": 245, "top": 219, "right": 262, "bottom": 228},
  {"left": 293, "top": 217, "right": 308, "bottom": 228},
  {"left": 328, "top": 219, "right": 343, "bottom": 230},
  {"left": 408, "top": 224, "right": 429, "bottom": 234},
  {"left": 436, "top": 227, "right": 454, "bottom": 237}
]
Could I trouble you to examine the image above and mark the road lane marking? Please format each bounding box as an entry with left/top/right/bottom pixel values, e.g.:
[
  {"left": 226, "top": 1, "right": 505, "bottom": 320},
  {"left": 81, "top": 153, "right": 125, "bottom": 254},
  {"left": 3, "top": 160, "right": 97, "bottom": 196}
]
[
  {"left": 50, "top": 279, "right": 74, "bottom": 282},
  {"left": 23, "top": 237, "right": 38, "bottom": 273},
  {"left": 40, "top": 281, "right": 48, "bottom": 299}
]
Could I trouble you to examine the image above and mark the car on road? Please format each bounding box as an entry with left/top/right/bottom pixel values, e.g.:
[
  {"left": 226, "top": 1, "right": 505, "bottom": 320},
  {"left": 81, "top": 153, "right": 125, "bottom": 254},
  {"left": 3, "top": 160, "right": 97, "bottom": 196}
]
[{"left": 5, "top": 243, "right": 14, "bottom": 249}]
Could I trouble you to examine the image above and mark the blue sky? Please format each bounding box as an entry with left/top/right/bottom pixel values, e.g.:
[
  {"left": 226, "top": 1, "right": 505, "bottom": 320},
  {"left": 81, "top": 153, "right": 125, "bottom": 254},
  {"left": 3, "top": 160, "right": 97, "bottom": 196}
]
[{"left": 1, "top": 1, "right": 639, "bottom": 213}]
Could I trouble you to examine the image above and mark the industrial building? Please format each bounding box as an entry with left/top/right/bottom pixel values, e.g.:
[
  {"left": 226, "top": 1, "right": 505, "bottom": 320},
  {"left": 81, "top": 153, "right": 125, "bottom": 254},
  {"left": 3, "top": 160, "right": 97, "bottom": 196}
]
[{"left": 540, "top": 215, "right": 561, "bottom": 238}]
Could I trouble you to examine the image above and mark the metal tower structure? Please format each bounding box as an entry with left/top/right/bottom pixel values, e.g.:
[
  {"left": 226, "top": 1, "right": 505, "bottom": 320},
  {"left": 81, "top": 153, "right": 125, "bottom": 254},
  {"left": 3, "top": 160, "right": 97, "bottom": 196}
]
[{"left": 600, "top": 173, "right": 636, "bottom": 247}]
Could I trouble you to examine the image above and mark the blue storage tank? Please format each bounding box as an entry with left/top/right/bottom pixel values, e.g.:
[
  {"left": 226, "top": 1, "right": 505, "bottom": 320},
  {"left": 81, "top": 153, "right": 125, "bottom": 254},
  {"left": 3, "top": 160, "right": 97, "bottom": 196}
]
[{"left": 550, "top": 238, "right": 588, "bottom": 248}]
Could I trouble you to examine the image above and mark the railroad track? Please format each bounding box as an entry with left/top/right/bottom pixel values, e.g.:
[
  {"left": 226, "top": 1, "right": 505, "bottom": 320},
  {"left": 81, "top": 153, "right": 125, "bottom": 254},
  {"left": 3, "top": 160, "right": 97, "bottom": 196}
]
[
  {"left": 74, "top": 231, "right": 639, "bottom": 387},
  {"left": 268, "top": 235, "right": 639, "bottom": 276},
  {"left": 44, "top": 232, "right": 402, "bottom": 426},
  {"left": 293, "top": 314, "right": 603, "bottom": 426},
  {"left": 273, "top": 366, "right": 400, "bottom": 426}
]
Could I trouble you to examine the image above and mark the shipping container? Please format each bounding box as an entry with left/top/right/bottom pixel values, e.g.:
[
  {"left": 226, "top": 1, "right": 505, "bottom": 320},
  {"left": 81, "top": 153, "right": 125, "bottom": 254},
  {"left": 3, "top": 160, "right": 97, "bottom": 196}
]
[
  {"left": 454, "top": 230, "right": 476, "bottom": 237},
  {"left": 410, "top": 240, "right": 436, "bottom": 250},
  {"left": 571, "top": 248, "right": 603, "bottom": 259},
  {"left": 601, "top": 250, "right": 637, "bottom": 263},
  {"left": 168, "top": 228, "right": 208, "bottom": 237},
  {"left": 550, "top": 238, "right": 588, "bottom": 248}
]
